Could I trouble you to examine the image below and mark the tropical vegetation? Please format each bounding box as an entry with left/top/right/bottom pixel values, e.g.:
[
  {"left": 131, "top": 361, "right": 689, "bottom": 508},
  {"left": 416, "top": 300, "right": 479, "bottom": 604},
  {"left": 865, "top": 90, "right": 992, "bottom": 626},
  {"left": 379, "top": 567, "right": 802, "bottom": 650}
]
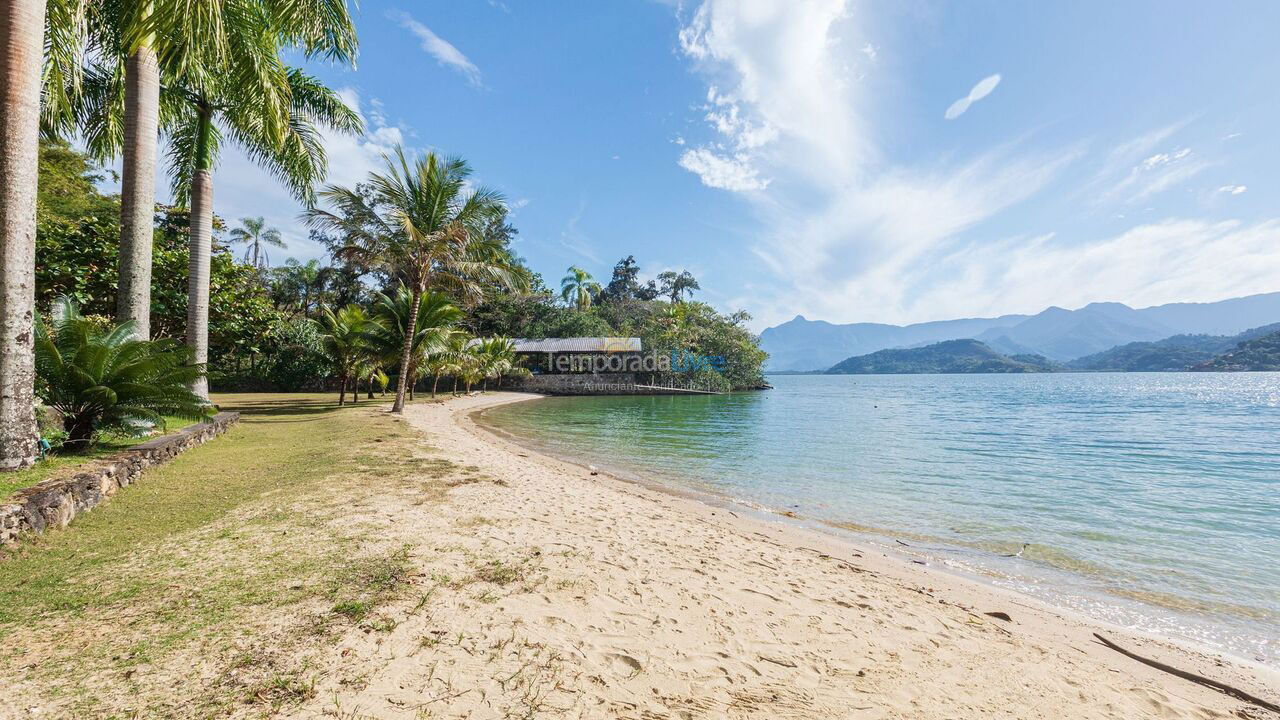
[
  {"left": 34, "top": 297, "right": 211, "bottom": 449},
  {"left": 1, "top": 8, "right": 768, "bottom": 470}
]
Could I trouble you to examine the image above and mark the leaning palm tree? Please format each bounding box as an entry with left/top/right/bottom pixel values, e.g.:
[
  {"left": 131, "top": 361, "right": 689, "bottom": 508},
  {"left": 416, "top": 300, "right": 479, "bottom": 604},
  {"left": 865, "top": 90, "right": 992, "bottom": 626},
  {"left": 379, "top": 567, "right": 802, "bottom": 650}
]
[
  {"left": 304, "top": 146, "right": 527, "bottom": 413},
  {"left": 317, "top": 304, "right": 378, "bottom": 406},
  {"left": 369, "top": 285, "right": 463, "bottom": 402},
  {"left": 0, "top": 0, "right": 48, "bottom": 469},
  {"left": 229, "top": 216, "right": 286, "bottom": 268},
  {"left": 560, "top": 266, "right": 601, "bottom": 311}
]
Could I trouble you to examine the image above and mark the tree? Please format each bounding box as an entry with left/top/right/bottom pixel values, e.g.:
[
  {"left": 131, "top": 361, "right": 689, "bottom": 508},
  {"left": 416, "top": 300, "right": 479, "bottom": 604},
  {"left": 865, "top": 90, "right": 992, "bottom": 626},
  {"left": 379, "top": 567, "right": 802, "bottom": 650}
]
[
  {"left": 171, "top": 63, "right": 361, "bottom": 400},
  {"left": 600, "top": 255, "right": 658, "bottom": 302},
  {"left": 229, "top": 216, "right": 286, "bottom": 268},
  {"left": 35, "top": 298, "right": 210, "bottom": 449},
  {"left": 0, "top": 0, "right": 47, "bottom": 469},
  {"left": 560, "top": 266, "right": 602, "bottom": 311},
  {"left": 304, "top": 146, "right": 524, "bottom": 413},
  {"left": 369, "top": 286, "right": 463, "bottom": 399},
  {"left": 474, "top": 336, "right": 519, "bottom": 391},
  {"left": 48, "top": 0, "right": 359, "bottom": 340},
  {"left": 317, "top": 304, "right": 377, "bottom": 406},
  {"left": 657, "top": 270, "right": 700, "bottom": 303}
]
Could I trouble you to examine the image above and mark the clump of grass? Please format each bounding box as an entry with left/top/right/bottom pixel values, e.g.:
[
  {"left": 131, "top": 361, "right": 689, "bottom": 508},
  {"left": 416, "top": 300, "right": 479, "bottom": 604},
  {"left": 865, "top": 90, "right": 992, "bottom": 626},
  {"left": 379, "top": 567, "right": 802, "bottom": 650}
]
[
  {"left": 329, "top": 546, "right": 414, "bottom": 623},
  {"left": 471, "top": 559, "right": 526, "bottom": 586}
]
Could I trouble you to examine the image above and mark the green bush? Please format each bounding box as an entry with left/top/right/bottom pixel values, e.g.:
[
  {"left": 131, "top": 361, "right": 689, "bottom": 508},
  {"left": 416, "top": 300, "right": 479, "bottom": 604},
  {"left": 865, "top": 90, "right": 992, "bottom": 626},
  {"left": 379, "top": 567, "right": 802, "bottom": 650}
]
[{"left": 35, "top": 298, "right": 212, "bottom": 449}]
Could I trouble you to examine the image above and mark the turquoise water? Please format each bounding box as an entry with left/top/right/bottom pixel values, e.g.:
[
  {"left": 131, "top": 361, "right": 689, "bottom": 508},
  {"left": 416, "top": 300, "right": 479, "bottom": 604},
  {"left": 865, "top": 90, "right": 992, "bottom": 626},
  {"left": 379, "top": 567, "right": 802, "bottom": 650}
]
[{"left": 477, "top": 373, "right": 1280, "bottom": 665}]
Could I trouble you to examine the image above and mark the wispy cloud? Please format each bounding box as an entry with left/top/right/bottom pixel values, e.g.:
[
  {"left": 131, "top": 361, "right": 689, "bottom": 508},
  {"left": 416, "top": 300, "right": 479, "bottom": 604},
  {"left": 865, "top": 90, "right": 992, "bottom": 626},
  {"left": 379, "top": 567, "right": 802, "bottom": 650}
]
[
  {"left": 559, "top": 199, "right": 601, "bottom": 263},
  {"left": 944, "top": 74, "right": 1001, "bottom": 120},
  {"left": 1218, "top": 184, "right": 1247, "bottom": 195},
  {"left": 390, "top": 10, "right": 482, "bottom": 87}
]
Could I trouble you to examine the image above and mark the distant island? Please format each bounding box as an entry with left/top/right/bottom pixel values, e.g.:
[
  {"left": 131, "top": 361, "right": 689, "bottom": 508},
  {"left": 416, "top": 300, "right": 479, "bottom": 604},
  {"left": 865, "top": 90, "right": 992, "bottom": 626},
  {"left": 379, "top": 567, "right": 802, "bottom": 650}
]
[
  {"left": 827, "top": 339, "right": 1054, "bottom": 374},
  {"left": 807, "top": 326, "right": 1280, "bottom": 375}
]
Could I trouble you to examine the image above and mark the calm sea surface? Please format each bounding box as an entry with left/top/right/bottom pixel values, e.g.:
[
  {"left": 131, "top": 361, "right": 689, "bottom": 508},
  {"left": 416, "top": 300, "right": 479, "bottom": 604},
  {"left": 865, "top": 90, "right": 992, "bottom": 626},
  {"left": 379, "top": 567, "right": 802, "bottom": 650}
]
[{"left": 477, "top": 373, "right": 1280, "bottom": 665}]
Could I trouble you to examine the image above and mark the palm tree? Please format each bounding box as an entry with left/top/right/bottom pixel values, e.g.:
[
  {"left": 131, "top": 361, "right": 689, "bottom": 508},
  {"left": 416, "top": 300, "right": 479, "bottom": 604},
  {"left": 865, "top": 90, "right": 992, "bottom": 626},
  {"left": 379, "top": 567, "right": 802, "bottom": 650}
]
[
  {"left": 369, "top": 285, "right": 463, "bottom": 402},
  {"left": 304, "top": 145, "right": 527, "bottom": 413},
  {"left": 317, "top": 304, "right": 377, "bottom": 406},
  {"left": 0, "top": 0, "right": 47, "bottom": 469},
  {"left": 46, "top": 0, "right": 359, "bottom": 339},
  {"left": 170, "top": 58, "right": 362, "bottom": 401},
  {"left": 229, "top": 216, "right": 286, "bottom": 268},
  {"left": 560, "top": 266, "right": 601, "bottom": 311},
  {"left": 427, "top": 331, "right": 470, "bottom": 399},
  {"left": 475, "top": 337, "right": 519, "bottom": 391}
]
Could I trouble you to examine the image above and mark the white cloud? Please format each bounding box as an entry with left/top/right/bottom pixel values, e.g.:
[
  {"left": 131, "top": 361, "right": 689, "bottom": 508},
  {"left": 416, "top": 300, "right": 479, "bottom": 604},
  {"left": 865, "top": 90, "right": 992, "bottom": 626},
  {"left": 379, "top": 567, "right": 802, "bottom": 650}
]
[
  {"left": 860, "top": 43, "right": 877, "bottom": 61},
  {"left": 558, "top": 199, "right": 601, "bottom": 263},
  {"left": 678, "top": 148, "right": 770, "bottom": 191},
  {"left": 944, "top": 73, "right": 1001, "bottom": 120},
  {"left": 1218, "top": 184, "right": 1247, "bottom": 195},
  {"left": 390, "top": 10, "right": 482, "bottom": 87},
  {"left": 671, "top": 2, "right": 1268, "bottom": 329},
  {"left": 1089, "top": 128, "right": 1208, "bottom": 206}
]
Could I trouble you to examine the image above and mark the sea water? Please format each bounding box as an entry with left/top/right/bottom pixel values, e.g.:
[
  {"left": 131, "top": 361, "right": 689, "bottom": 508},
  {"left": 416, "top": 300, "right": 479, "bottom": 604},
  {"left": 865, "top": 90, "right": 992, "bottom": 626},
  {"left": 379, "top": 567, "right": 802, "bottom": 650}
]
[{"left": 477, "top": 373, "right": 1280, "bottom": 665}]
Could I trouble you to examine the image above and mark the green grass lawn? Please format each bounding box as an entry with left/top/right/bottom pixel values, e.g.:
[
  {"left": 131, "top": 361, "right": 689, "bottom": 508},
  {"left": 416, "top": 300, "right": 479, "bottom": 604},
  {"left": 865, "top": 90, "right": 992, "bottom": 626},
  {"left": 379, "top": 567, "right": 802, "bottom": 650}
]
[
  {"left": 0, "top": 392, "right": 446, "bottom": 716},
  {"left": 0, "top": 413, "right": 208, "bottom": 499}
]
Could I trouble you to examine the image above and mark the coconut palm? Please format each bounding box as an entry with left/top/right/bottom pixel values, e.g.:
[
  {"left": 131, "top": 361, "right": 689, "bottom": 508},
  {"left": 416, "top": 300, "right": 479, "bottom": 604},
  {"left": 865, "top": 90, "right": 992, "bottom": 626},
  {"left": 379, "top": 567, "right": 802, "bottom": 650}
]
[
  {"left": 475, "top": 337, "right": 519, "bottom": 391},
  {"left": 304, "top": 146, "right": 527, "bottom": 413},
  {"left": 317, "top": 304, "right": 378, "bottom": 406},
  {"left": 369, "top": 285, "right": 463, "bottom": 401},
  {"left": 229, "top": 216, "right": 286, "bottom": 268},
  {"left": 34, "top": 297, "right": 211, "bottom": 449},
  {"left": 425, "top": 330, "right": 469, "bottom": 399},
  {"left": 0, "top": 0, "right": 48, "bottom": 469},
  {"left": 560, "top": 266, "right": 601, "bottom": 311}
]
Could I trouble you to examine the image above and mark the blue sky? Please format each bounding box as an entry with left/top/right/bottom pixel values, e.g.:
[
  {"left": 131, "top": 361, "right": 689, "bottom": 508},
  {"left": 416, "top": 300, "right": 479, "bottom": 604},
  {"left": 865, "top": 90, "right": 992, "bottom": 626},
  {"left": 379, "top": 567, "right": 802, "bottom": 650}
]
[{"left": 198, "top": 0, "right": 1280, "bottom": 330}]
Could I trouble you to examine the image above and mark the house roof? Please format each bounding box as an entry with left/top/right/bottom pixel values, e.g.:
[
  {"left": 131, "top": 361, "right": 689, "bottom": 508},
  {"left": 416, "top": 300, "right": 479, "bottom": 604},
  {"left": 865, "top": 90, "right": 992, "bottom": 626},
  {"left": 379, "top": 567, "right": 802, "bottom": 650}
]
[{"left": 509, "top": 337, "right": 643, "bottom": 353}]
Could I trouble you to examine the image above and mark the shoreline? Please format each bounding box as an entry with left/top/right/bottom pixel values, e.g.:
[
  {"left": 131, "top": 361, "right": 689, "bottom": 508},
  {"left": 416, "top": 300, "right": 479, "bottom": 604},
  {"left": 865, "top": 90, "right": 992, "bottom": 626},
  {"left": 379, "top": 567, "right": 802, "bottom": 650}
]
[
  {"left": 455, "top": 392, "right": 1280, "bottom": 706},
  {"left": 472, "top": 400, "right": 1277, "bottom": 672}
]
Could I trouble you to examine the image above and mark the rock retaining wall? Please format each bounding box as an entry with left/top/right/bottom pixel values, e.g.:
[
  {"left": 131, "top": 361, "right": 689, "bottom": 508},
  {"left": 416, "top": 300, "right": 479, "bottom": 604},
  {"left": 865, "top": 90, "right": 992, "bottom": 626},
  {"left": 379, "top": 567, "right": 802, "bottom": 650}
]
[
  {"left": 0, "top": 412, "right": 240, "bottom": 549},
  {"left": 501, "top": 373, "right": 656, "bottom": 395}
]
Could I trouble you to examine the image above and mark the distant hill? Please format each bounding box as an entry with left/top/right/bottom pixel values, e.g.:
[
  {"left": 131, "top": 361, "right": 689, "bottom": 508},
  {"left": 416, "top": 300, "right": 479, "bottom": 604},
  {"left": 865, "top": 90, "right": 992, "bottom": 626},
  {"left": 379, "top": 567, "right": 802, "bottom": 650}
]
[
  {"left": 1069, "top": 323, "right": 1280, "bottom": 371},
  {"left": 975, "top": 303, "right": 1175, "bottom": 361},
  {"left": 761, "top": 292, "right": 1280, "bottom": 371},
  {"left": 1193, "top": 330, "right": 1280, "bottom": 371},
  {"left": 761, "top": 314, "right": 1029, "bottom": 372},
  {"left": 826, "top": 339, "right": 1056, "bottom": 375}
]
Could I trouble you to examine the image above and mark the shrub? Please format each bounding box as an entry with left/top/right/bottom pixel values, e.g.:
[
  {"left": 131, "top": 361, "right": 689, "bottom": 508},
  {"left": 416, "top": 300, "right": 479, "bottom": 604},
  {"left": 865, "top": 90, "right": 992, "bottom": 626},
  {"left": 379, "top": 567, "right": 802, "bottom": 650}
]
[{"left": 34, "top": 298, "right": 212, "bottom": 449}]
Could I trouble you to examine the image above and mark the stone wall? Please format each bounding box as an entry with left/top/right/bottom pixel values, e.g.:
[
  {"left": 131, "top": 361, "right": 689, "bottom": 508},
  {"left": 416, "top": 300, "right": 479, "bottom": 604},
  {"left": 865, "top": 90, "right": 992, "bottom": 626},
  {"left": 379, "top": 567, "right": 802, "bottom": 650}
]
[
  {"left": 501, "top": 373, "right": 654, "bottom": 396},
  {"left": 0, "top": 412, "right": 240, "bottom": 549}
]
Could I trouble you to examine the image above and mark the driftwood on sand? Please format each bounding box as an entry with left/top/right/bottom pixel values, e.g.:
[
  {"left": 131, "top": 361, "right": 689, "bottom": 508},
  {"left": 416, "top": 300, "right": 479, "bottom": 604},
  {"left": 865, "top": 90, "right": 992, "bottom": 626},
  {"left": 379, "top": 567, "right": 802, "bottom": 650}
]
[{"left": 1092, "top": 633, "right": 1280, "bottom": 714}]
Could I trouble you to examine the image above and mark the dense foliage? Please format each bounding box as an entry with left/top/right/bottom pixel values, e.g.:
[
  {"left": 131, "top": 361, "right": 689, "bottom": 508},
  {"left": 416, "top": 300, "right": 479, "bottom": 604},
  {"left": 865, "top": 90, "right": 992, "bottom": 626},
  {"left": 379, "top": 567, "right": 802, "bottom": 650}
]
[
  {"left": 1193, "top": 330, "right": 1280, "bottom": 371},
  {"left": 33, "top": 142, "right": 769, "bottom": 402}
]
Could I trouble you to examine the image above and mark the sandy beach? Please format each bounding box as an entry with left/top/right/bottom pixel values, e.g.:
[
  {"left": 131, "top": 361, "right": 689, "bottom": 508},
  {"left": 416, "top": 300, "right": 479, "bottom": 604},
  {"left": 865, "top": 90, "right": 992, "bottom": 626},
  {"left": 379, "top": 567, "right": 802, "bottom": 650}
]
[{"left": 283, "top": 392, "right": 1277, "bottom": 719}]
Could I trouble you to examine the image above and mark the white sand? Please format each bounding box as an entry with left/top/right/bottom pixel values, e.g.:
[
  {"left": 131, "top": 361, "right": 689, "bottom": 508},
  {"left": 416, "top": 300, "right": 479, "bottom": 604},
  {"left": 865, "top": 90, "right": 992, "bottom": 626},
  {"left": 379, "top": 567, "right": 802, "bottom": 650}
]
[{"left": 297, "top": 392, "right": 1279, "bottom": 719}]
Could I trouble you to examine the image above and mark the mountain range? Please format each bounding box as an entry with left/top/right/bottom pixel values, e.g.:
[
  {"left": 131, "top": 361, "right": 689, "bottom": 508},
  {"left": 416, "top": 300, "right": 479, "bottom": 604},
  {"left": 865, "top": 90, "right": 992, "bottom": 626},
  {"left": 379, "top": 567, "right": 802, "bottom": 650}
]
[{"left": 760, "top": 292, "right": 1280, "bottom": 371}]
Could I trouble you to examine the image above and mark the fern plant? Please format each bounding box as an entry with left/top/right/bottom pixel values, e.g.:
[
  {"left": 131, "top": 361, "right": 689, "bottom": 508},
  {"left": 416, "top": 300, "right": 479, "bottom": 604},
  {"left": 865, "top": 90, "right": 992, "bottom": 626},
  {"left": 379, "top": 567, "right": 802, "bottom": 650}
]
[{"left": 34, "top": 297, "right": 212, "bottom": 450}]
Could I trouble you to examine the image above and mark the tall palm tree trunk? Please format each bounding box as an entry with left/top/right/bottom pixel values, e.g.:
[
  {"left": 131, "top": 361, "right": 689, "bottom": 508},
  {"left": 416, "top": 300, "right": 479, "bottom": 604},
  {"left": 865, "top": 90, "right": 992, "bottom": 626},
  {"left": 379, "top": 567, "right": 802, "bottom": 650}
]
[
  {"left": 185, "top": 107, "right": 215, "bottom": 401},
  {"left": 0, "top": 0, "right": 46, "bottom": 470},
  {"left": 432, "top": 373, "right": 440, "bottom": 398},
  {"left": 338, "top": 375, "right": 346, "bottom": 406},
  {"left": 116, "top": 28, "right": 160, "bottom": 338},
  {"left": 390, "top": 289, "right": 421, "bottom": 413}
]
